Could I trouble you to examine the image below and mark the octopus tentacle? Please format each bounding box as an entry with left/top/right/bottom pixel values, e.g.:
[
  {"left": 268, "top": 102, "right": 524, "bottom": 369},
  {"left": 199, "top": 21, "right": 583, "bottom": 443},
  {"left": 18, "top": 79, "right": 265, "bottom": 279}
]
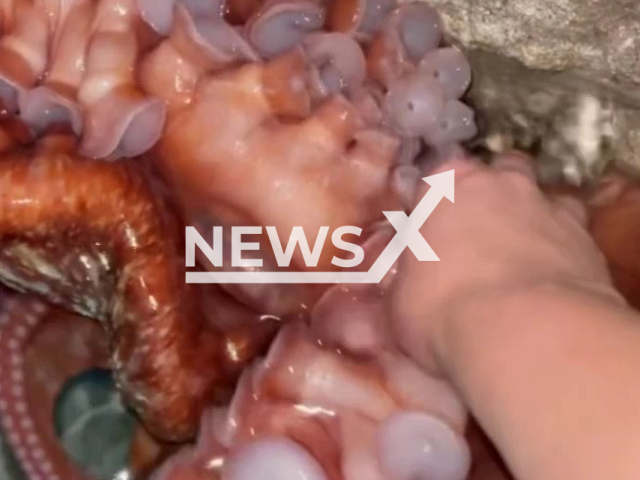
[
  {"left": 328, "top": 0, "right": 395, "bottom": 40},
  {"left": 136, "top": 0, "right": 178, "bottom": 36},
  {"left": 224, "top": 0, "right": 263, "bottom": 24},
  {"left": 192, "top": 214, "right": 323, "bottom": 316},
  {"left": 76, "top": 0, "right": 166, "bottom": 159},
  {"left": 258, "top": 325, "right": 398, "bottom": 421},
  {"left": 0, "top": 0, "right": 49, "bottom": 114},
  {"left": 157, "top": 50, "right": 400, "bottom": 272},
  {"left": 140, "top": 5, "right": 258, "bottom": 111},
  {"left": 0, "top": 116, "right": 30, "bottom": 153},
  {"left": 18, "top": 0, "right": 94, "bottom": 135},
  {"left": 0, "top": 293, "right": 108, "bottom": 480},
  {"left": 366, "top": 2, "right": 441, "bottom": 87},
  {"left": 0, "top": 0, "right": 488, "bottom": 478},
  {"left": 156, "top": 312, "right": 471, "bottom": 480},
  {"left": 38, "top": 0, "right": 87, "bottom": 48},
  {"left": 339, "top": 411, "right": 386, "bottom": 480},
  {"left": 0, "top": 134, "right": 231, "bottom": 441}
]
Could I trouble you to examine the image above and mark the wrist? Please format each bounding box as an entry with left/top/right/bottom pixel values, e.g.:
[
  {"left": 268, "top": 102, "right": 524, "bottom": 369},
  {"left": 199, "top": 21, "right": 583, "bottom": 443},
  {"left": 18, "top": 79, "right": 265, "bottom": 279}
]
[
  {"left": 434, "top": 278, "right": 626, "bottom": 376},
  {"left": 432, "top": 279, "right": 640, "bottom": 480}
]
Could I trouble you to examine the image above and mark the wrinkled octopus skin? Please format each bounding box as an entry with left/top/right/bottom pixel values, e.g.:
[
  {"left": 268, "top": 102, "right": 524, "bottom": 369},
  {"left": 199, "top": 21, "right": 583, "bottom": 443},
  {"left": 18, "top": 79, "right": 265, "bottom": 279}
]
[
  {"left": 156, "top": 48, "right": 403, "bottom": 272},
  {"left": 0, "top": 0, "right": 635, "bottom": 479},
  {"left": 153, "top": 284, "right": 472, "bottom": 480},
  {"left": 0, "top": 132, "right": 257, "bottom": 443},
  {"left": 0, "top": 0, "right": 165, "bottom": 159},
  {"left": 0, "top": 293, "right": 108, "bottom": 480}
]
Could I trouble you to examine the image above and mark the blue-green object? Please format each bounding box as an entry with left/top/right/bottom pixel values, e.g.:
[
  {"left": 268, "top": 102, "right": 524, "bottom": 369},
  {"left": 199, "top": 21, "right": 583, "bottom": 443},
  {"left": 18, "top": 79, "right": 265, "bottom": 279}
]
[{"left": 0, "top": 368, "right": 137, "bottom": 480}]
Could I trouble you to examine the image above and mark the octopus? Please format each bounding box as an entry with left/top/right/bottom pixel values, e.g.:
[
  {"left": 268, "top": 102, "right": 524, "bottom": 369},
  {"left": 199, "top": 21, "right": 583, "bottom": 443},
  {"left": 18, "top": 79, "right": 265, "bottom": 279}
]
[{"left": 0, "top": 0, "right": 636, "bottom": 479}]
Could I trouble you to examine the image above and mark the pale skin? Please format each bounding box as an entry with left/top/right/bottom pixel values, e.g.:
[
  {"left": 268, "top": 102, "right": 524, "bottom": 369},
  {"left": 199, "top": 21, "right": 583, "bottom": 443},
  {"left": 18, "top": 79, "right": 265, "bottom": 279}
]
[{"left": 391, "top": 153, "right": 640, "bottom": 480}]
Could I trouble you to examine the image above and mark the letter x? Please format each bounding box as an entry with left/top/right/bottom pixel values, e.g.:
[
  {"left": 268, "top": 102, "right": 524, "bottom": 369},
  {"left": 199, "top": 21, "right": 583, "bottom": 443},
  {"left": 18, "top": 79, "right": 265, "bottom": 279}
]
[{"left": 383, "top": 211, "right": 438, "bottom": 261}]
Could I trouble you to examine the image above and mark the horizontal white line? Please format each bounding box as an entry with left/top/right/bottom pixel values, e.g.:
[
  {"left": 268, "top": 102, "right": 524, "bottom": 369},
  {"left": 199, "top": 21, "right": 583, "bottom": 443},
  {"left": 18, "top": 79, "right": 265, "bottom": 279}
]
[{"left": 186, "top": 271, "right": 377, "bottom": 284}]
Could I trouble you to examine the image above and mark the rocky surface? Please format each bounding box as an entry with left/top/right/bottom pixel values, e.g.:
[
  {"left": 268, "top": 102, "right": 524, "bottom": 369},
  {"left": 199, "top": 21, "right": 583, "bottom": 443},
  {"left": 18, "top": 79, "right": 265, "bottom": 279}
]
[{"left": 426, "top": 0, "right": 640, "bottom": 182}]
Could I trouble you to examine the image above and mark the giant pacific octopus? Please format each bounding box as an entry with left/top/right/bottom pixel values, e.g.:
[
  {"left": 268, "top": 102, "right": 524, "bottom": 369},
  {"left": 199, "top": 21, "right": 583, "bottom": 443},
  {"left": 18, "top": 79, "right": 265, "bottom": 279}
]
[{"left": 0, "top": 0, "right": 638, "bottom": 479}]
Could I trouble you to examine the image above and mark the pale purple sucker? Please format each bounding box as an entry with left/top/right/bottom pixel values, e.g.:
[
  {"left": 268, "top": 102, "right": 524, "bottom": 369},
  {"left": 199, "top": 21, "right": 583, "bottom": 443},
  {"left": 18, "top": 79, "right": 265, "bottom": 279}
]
[
  {"left": 357, "top": 0, "right": 397, "bottom": 36},
  {"left": 18, "top": 86, "right": 83, "bottom": 136},
  {"left": 328, "top": 0, "right": 396, "bottom": 39},
  {"left": 191, "top": 14, "right": 260, "bottom": 62},
  {"left": 423, "top": 100, "right": 477, "bottom": 145},
  {"left": 419, "top": 47, "right": 472, "bottom": 99},
  {"left": 303, "top": 32, "right": 366, "bottom": 97},
  {"left": 138, "top": 0, "right": 225, "bottom": 36},
  {"left": 137, "top": 0, "right": 177, "bottom": 35},
  {"left": 0, "top": 78, "right": 18, "bottom": 114},
  {"left": 182, "top": 0, "right": 226, "bottom": 17},
  {"left": 377, "top": 412, "right": 471, "bottom": 480},
  {"left": 246, "top": 0, "right": 326, "bottom": 58},
  {"left": 222, "top": 438, "right": 329, "bottom": 480},
  {"left": 383, "top": 72, "right": 446, "bottom": 137},
  {"left": 390, "top": 2, "right": 442, "bottom": 62}
]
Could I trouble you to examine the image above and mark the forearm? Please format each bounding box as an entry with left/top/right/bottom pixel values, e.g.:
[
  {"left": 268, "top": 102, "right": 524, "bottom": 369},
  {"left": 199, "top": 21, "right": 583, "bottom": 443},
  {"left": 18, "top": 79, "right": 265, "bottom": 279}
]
[{"left": 440, "top": 282, "right": 640, "bottom": 480}]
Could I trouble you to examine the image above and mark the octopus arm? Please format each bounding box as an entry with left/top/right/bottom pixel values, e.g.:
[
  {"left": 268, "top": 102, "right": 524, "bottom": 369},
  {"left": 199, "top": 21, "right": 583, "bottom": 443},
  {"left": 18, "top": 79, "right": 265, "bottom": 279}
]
[
  {"left": 0, "top": 134, "right": 231, "bottom": 441},
  {"left": 0, "top": 0, "right": 49, "bottom": 113},
  {"left": 18, "top": 0, "right": 94, "bottom": 135}
]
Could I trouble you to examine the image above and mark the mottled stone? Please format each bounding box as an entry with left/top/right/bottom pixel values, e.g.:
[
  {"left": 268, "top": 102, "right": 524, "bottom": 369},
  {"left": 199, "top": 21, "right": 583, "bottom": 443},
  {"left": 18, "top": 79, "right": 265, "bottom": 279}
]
[
  {"left": 428, "top": 0, "right": 640, "bottom": 83},
  {"left": 422, "top": 0, "right": 640, "bottom": 181}
]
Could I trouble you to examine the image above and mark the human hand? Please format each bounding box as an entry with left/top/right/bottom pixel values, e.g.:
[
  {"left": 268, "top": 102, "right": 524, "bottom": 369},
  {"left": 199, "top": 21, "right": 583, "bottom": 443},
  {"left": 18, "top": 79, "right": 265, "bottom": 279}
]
[{"left": 390, "top": 152, "right": 621, "bottom": 371}]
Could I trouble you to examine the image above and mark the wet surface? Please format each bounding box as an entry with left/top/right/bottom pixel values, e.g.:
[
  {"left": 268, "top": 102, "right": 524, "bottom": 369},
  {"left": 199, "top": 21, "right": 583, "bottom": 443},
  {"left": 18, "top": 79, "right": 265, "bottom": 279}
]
[{"left": 1, "top": 367, "right": 137, "bottom": 480}]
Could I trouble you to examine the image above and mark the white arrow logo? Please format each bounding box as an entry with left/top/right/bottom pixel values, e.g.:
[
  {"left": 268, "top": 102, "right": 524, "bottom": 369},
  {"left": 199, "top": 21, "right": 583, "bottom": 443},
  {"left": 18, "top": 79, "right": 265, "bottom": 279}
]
[{"left": 186, "top": 169, "right": 455, "bottom": 284}]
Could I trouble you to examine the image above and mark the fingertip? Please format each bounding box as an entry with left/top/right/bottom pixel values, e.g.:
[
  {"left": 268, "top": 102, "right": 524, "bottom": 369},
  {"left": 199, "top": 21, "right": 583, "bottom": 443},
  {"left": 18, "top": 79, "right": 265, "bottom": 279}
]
[
  {"left": 492, "top": 150, "right": 536, "bottom": 180},
  {"left": 587, "top": 174, "right": 629, "bottom": 208},
  {"left": 420, "top": 143, "right": 479, "bottom": 178},
  {"left": 552, "top": 195, "right": 588, "bottom": 227}
]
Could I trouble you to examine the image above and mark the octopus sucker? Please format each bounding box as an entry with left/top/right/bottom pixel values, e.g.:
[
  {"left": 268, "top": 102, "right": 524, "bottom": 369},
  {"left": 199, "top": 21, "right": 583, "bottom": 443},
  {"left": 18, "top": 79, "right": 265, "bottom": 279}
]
[
  {"left": 245, "top": 0, "right": 326, "bottom": 59},
  {"left": 0, "top": 0, "right": 167, "bottom": 159},
  {"left": 0, "top": 0, "right": 482, "bottom": 468},
  {"left": 0, "top": 133, "right": 236, "bottom": 442},
  {"left": 77, "top": 6, "right": 163, "bottom": 159},
  {"left": 0, "top": 0, "right": 630, "bottom": 478},
  {"left": 155, "top": 302, "right": 472, "bottom": 480},
  {"left": 139, "top": 4, "right": 259, "bottom": 112},
  {"left": 328, "top": 0, "right": 396, "bottom": 39},
  {"left": 0, "top": 0, "right": 49, "bottom": 110},
  {"left": 17, "top": 0, "right": 94, "bottom": 136},
  {"left": 0, "top": 293, "right": 108, "bottom": 480}
]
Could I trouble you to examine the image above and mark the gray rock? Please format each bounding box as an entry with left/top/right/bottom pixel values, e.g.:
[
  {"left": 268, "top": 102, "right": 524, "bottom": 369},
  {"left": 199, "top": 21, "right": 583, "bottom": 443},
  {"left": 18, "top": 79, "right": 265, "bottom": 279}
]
[
  {"left": 424, "top": 0, "right": 640, "bottom": 181},
  {"left": 429, "top": 0, "right": 640, "bottom": 83}
]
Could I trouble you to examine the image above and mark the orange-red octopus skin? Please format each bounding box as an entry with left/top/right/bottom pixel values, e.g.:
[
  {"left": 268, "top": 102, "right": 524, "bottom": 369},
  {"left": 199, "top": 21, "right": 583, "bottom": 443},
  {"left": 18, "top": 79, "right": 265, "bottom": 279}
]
[
  {"left": 158, "top": 50, "right": 401, "bottom": 271},
  {"left": 0, "top": 133, "right": 238, "bottom": 441}
]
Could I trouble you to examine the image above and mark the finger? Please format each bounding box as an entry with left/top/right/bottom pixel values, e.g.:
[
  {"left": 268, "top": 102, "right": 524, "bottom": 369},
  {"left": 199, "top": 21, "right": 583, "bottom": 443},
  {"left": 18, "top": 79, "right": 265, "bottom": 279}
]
[
  {"left": 492, "top": 150, "right": 537, "bottom": 181},
  {"left": 587, "top": 174, "right": 629, "bottom": 208},
  {"left": 552, "top": 194, "right": 588, "bottom": 227},
  {"left": 421, "top": 144, "right": 480, "bottom": 179}
]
